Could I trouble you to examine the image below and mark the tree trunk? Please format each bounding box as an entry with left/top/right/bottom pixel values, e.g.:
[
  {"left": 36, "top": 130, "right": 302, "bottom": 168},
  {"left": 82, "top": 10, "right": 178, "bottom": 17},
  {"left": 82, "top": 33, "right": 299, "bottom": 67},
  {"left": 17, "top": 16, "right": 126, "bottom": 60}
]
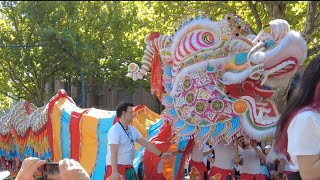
[
  {"left": 261, "top": 1, "right": 287, "bottom": 19},
  {"left": 248, "top": 1, "right": 262, "bottom": 30},
  {"left": 303, "top": 1, "right": 318, "bottom": 43},
  {"left": 308, "top": 45, "right": 320, "bottom": 57},
  {"left": 36, "top": 88, "right": 45, "bottom": 107}
]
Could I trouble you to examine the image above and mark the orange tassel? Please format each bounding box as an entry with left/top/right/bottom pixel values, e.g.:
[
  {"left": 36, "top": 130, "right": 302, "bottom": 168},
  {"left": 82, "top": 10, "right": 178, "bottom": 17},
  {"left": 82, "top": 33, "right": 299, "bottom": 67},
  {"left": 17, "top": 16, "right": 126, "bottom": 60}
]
[{"left": 150, "top": 42, "right": 163, "bottom": 100}]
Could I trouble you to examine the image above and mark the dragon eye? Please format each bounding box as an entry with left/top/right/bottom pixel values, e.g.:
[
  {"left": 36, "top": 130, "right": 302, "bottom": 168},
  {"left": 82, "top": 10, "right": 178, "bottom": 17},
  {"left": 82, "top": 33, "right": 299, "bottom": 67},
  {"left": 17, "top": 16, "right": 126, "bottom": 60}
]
[{"left": 202, "top": 32, "right": 214, "bottom": 45}]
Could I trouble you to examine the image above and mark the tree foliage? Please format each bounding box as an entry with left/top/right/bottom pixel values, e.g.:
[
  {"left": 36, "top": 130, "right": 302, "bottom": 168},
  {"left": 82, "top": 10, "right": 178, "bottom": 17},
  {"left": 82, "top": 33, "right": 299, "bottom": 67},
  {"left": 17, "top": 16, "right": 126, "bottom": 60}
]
[{"left": 0, "top": 1, "right": 318, "bottom": 108}]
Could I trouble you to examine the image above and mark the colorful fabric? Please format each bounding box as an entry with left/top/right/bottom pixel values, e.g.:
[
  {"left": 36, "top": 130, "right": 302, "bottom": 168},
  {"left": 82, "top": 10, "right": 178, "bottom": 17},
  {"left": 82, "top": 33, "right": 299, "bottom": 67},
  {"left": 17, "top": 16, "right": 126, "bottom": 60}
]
[
  {"left": 80, "top": 109, "right": 99, "bottom": 176},
  {"left": 173, "top": 139, "right": 189, "bottom": 179},
  {"left": 209, "top": 166, "right": 235, "bottom": 180},
  {"left": 143, "top": 122, "right": 174, "bottom": 180},
  {"left": 0, "top": 89, "right": 163, "bottom": 180},
  {"left": 105, "top": 165, "right": 138, "bottom": 180},
  {"left": 91, "top": 111, "right": 116, "bottom": 180},
  {"left": 61, "top": 108, "right": 71, "bottom": 159},
  {"left": 47, "top": 90, "right": 75, "bottom": 161},
  {"left": 70, "top": 109, "right": 87, "bottom": 161},
  {"left": 0, "top": 134, "right": 15, "bottom": 159},
  {"left": 239, "top": 173, "right": 265, "bottom": 180},
  {"left": 134, "top": 116, "right": 162, "bottom": 173},
  {"left": 52, "top": 97, "right": 78, "bottom": 162},
  {"left": 132, "top": 105, "right": 161, "bottom": 151},
  {"left": 189, "top": 159, "right": 208, "bottom": 180},
  {"left": 51, "top": 98, "right": 66, "bottom": 162},
  {"left": 162, "top": 141, "right": 178, "bottom": 180},
  {"left": 150, "top": 44, "right": 163, "bottom": 99}
]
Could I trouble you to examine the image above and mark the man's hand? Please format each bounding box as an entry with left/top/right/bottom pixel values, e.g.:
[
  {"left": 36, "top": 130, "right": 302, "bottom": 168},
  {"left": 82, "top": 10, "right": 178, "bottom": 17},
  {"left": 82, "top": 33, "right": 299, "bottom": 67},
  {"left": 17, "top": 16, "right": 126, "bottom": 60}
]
[
  {"left": 270, "top": 170, "right": 277, "bottom": 179},
  {"left": 15, "top": 157, "right": 46, "bottom": 180},
  {"left": 270, "top": 171, "right": 285, "bottom": 180},
  {"left": 250, "top": 139, "right": 267, "bottom": 161},
  {"left": 234, "top": 156, "right": 240, "bottom": 163},
  {"left": 161, "top": 152, "right": 174, "bottom": 159},
  {"left": 234, "top": 156, "right": 241, "bottom": 164},
  {"left": 109, "top": 171, "right": 121, "bottom": 180},
  {"left": 235, "top": 137, "right": 239, "bottom": 145},
  {"left": 59, "top": 159, "right": 90, "bottom": 180},
  {"left": 208, "top": 157, "right": 215, "bottom": 165},
  {"left": 250, "top": 139, "right": 258, "bottom": 147},
  {"left": 277, "top": 173, "right": 285, "bottom": 180},
  {"left": 171, "top": 150, "right": 182, "bottom": 156}
]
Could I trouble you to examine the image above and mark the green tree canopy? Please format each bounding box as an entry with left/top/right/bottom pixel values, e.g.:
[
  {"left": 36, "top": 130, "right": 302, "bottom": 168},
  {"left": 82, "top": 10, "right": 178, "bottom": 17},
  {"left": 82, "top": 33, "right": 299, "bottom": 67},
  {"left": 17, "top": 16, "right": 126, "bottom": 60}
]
[{"left": 0, "top": 1, "right": 318, "bottom": 108}]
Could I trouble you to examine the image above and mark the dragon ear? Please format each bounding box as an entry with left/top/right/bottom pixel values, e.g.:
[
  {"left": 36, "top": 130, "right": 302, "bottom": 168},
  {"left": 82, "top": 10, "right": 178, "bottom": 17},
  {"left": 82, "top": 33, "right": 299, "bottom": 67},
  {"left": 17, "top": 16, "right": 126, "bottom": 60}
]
[
  {"left": 127, "top": 33, "right": 171, "bottom": 82},
  {"left": 262, "top": 24, "right": 272, "bottom": 33}
]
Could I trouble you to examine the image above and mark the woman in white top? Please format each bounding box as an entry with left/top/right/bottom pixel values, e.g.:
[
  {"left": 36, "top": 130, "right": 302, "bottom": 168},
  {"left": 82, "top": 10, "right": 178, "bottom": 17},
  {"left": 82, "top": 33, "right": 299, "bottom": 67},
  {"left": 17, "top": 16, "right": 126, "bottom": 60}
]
[{"left": 274, "top": 55, "right": 320, "bottom": 179}]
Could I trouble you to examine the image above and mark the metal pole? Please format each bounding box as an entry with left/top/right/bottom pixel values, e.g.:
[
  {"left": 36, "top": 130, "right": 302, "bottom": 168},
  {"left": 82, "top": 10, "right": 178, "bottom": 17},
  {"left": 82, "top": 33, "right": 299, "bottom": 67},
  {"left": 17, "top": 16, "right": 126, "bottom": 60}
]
[
  {"left": 80, "top": 70, "right": 85, "bottom": 107},
  {"left": 0, "top": 44, "right": 45, "bottom": 48}
]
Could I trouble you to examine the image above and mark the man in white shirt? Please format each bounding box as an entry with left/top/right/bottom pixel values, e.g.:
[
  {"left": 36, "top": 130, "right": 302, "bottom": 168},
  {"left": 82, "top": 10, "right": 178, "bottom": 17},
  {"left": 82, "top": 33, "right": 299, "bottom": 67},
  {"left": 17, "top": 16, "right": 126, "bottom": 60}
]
[
  {"left": 209, "top": 141, "right": 236, "bottom": 179},
  {"left": 235, "top": 135, "right": 266, "bottom": 180},
  {"left": 187, "top": 142, "right": 214, "bottom": 180},
  {"left": 105, "top": 102, "right": 172, "bottom": 180}
]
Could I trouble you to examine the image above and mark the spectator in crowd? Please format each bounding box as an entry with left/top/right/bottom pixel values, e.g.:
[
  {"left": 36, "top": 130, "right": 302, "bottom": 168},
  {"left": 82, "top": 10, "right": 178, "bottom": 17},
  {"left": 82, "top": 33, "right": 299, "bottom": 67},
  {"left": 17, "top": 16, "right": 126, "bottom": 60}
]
[
  {"left": 10, "top": 157, "right": 90, "bottom": 180},
  {"left": 235, "top": 135, "right": 266, "bottom": 180},
  {"left": 274, "top": 54, "right": 320, "bottom": 179}
]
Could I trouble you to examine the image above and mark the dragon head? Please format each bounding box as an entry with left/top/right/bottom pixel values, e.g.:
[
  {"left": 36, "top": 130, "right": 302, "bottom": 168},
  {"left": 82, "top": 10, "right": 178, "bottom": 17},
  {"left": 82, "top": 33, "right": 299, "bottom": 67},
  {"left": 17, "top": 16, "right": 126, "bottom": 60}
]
[
  {"left": 219, "top": 19, "right": 307, "bottom": 140},
  {"left": 249, "top": 19, "right": 307, "bottom": 84},
  {"left": 126, "top": 14, "right": 308, "bottom": 180},
  {"left": 127, "top": 14, "right": 307, "bottom": 145}
]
